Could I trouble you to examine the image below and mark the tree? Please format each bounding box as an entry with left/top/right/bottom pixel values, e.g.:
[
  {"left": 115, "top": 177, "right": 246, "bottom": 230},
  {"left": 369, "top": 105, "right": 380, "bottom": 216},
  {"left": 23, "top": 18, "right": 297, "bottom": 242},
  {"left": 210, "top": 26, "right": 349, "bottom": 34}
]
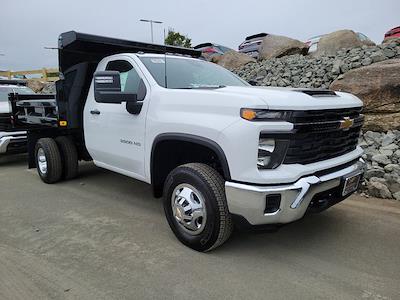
[{"left": 164, "top": 28, "right": 192, "bottom": 48}]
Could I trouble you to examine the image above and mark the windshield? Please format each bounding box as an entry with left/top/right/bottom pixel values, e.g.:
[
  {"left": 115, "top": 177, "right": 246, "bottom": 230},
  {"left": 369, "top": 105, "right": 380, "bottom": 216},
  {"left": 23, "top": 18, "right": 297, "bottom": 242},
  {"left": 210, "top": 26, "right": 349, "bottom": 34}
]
[
  {"left": 139, "top": 56, "right": 249, "bottom": 89},
  {"left": 0, "top": 86, "right": 34, "bottom": 102}
]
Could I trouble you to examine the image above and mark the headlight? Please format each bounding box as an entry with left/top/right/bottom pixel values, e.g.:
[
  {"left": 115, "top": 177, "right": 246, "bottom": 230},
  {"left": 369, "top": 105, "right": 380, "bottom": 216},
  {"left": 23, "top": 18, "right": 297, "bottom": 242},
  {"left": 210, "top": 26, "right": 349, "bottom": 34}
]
[
  {"left": 257, "top": 138, "right": 275, "bottom": 167},
  {"left": 257, "top": 136, "right": 290, "bottom": 169},
  {"left": 241, "top": 108, "right": 291, "bottom": 121}
]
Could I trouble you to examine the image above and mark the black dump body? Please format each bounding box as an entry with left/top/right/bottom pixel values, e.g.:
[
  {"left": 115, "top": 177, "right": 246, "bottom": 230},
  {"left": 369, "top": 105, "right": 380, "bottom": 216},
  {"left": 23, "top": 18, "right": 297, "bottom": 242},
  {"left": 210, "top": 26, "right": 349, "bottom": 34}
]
[{"left": 56, "top": 31, "right": 201, "bottom": 129}]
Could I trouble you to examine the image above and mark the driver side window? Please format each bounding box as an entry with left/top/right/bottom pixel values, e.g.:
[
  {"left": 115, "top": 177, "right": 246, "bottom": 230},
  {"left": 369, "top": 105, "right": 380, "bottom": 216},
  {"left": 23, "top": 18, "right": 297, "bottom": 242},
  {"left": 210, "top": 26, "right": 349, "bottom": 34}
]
[{"left": 105, "top": 60, "right": 141, "bottom": 94}]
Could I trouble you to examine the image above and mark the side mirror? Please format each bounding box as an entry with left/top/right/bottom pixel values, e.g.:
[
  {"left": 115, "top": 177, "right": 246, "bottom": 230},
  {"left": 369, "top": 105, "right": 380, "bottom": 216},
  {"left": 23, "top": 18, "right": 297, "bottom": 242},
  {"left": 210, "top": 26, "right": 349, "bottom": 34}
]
[
  {"left": 126, "top": 78, "right": 147, "bottom": 115},
  {"left": 94, "top": 71, "right": 137, "bottom": 103}
]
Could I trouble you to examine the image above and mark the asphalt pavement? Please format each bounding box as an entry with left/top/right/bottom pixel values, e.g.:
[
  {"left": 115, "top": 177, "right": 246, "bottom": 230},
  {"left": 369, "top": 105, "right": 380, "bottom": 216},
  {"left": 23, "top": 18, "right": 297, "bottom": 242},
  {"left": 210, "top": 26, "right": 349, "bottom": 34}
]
[{"left": 0, "top": 154, "right": 399, "bottom": 299}]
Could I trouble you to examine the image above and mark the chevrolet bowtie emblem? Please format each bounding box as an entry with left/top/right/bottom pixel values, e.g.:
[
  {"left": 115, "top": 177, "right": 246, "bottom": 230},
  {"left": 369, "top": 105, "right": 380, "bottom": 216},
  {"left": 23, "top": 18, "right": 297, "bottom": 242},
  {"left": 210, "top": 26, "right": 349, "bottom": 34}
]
[{"left": 339, "top": 117, "right": 354, "bottom": 130}]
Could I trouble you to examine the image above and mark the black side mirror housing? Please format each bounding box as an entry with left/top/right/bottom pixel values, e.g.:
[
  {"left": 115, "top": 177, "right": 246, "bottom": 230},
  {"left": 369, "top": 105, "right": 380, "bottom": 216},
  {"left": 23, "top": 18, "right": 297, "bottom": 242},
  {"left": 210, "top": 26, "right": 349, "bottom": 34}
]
[
  {"left": 94, "top": 71, "right": 137, "bottom": 103},
  {"left": 125, "top": 78, "right": 147, "bottom": 115}
]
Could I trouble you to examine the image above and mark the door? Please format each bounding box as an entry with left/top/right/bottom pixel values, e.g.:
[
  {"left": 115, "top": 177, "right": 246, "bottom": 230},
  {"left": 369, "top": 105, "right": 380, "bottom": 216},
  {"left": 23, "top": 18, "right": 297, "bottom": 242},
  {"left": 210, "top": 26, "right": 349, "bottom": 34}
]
[{"left": 84, "top": 57, "right": 149, "bottom": 181}]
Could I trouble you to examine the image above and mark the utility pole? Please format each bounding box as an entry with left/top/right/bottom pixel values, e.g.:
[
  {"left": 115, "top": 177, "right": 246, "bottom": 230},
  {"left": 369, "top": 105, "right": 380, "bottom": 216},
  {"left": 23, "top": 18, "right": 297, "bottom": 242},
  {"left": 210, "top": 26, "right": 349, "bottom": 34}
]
[{"left": 139, "top": 19, "right": 163, "bottom": 43}]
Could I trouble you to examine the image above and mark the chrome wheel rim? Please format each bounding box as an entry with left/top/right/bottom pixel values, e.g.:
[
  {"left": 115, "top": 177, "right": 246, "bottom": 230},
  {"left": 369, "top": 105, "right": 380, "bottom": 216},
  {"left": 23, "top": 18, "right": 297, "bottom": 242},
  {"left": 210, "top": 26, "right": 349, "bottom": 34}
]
[
  {"left": 171, "top": 184, "right": 207, "bottom": 235},
  {"left": 37, "top": 148, "right": 47, "bottom": 175}
]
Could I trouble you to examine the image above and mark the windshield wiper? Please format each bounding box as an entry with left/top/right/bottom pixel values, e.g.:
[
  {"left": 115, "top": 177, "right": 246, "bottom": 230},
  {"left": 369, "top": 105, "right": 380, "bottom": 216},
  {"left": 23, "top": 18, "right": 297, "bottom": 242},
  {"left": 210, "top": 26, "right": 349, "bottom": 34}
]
[{"left": 175, "top": 85, "right": 226, "bottom": 90}]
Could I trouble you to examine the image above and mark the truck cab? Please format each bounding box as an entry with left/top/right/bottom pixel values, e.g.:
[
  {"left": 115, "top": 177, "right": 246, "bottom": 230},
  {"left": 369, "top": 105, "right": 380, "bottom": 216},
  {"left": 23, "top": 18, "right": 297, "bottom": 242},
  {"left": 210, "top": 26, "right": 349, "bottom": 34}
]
[{"left": 10, "top": 31, "right": 365, "bottom": 252}]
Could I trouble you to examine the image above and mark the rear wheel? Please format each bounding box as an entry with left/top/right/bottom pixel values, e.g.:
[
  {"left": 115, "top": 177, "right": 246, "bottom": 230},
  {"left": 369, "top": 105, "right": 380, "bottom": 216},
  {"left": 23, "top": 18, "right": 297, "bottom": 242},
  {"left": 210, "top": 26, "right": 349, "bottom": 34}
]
[
  {"left": 35, "top": 138, "right": 63, "bottom": 184},
  {"left": 56, "top": 136, "right": 79, "bottom": 180},
  {"left": 163, "top": 163, "right": 233, "bottom": 252}
]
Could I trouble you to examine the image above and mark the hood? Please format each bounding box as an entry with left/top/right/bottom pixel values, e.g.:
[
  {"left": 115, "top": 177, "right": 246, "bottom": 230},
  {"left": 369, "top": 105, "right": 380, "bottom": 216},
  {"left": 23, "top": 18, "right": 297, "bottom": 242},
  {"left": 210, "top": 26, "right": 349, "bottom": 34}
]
[{"left": 212, "top": 86, "right": 363, "bottom": 110}]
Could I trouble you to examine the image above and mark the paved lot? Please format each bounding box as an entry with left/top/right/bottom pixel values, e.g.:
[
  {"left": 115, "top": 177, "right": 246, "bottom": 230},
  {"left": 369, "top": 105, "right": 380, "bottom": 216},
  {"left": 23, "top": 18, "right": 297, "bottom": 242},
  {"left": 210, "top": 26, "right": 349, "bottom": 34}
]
[{"left": 0, "top": 154, "right": 399, "bottom": 300}]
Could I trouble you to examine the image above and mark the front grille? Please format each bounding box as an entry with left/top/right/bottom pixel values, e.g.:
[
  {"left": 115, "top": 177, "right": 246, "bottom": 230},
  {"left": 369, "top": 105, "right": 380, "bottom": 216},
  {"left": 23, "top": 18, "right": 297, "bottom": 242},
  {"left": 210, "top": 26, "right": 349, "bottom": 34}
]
[
  {"left": 279, "top": 107, "right": 363, "bottom": 165},
  {"left": 288, "top": 107, "right": 362, "bottom": 124}
]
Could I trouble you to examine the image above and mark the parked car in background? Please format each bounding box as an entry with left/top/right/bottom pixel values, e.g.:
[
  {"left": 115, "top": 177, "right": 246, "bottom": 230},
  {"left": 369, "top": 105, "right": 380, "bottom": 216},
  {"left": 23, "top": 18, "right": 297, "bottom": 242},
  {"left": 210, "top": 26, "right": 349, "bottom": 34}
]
[
  {"left": 356, "top": 32, "right": 375, "bottom": 45},
  {"left": 0, "top": 80, "right": 32, "bottom": 155},
  {"left": 194, "top": 43, "right": 234, "bottom": 60},
  {"left": 305, "top": 35, "right": 323, "bottom": 53},
  {"left": 305, "top": 32, "right": 374, "bottom": 53},
  {"left": 384, "top": 26, "right": 400, "bottom": 42},
  {"left": 238, "top": 33, "right": 268, "bottom": 58}
]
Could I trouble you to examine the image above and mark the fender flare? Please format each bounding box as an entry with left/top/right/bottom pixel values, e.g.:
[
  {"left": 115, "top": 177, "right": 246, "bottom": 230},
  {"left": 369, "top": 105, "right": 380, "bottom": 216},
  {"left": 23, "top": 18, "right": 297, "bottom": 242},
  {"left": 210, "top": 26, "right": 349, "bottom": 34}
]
[{"left": 150, "top": 133, "right": 231, "bottom": 183}]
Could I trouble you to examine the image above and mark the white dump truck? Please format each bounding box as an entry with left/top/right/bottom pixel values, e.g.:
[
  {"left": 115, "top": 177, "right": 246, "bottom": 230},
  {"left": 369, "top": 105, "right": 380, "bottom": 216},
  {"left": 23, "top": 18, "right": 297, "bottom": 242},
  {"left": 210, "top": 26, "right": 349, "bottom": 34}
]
[{"left": 9, "top": 31, "right": 365, "bottom": 251}]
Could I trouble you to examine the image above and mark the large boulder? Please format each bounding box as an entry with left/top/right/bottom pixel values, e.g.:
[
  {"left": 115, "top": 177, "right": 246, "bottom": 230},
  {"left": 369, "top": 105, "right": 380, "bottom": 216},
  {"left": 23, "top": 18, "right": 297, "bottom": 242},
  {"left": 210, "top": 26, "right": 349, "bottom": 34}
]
[
  {"left": 330, "top": 59, "right": 400, "bottom": 113},
  {"left": 363, "top": 113, "right": 400, "bottom": 131},
  {"left": 331, "top": 59, "right": 400, "bottom": 131},
  {"left": 315, "top": 30, "right": 373, "bottom": 56},
  {"left": 258, "top": 34, "right": 308, "bottom": 60},
  {"left": 212, "top": 51, "right": 256, "bottom": 70}
]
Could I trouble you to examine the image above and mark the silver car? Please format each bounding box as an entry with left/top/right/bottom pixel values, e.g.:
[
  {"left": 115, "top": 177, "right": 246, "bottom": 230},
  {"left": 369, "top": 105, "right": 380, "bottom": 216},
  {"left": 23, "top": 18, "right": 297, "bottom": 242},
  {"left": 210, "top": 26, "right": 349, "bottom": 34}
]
[{"left": 238, "top": 33, "right": 268, "bottom": 58}]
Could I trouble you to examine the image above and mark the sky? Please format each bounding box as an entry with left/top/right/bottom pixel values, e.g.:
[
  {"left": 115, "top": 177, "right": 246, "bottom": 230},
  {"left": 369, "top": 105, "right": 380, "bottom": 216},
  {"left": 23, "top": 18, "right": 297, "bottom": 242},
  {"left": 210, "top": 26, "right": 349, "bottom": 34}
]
[{"left": 0, "top": 0, "right": 399, "bottom": 70}]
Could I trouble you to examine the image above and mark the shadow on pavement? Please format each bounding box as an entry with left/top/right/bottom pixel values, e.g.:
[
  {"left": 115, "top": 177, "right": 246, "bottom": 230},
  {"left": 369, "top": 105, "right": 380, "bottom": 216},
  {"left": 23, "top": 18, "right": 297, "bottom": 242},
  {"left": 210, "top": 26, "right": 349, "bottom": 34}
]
[{"left": 0, "top": 153, "right": 28, "bottom": 167}]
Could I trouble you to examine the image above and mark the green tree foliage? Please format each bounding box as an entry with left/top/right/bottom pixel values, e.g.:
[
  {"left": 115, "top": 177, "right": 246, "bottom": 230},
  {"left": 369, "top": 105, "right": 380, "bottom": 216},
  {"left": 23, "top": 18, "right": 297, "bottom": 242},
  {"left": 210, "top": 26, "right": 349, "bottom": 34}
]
[{"left": 164, "top": 29, "right": 192, "bottom": 48}]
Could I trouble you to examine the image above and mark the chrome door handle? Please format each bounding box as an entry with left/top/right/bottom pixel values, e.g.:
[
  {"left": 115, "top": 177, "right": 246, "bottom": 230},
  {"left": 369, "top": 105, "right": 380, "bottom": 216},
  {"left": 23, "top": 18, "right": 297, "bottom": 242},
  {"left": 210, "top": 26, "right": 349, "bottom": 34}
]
[{"left": 90, "top": 109, "right": 100, "bottom": 115}]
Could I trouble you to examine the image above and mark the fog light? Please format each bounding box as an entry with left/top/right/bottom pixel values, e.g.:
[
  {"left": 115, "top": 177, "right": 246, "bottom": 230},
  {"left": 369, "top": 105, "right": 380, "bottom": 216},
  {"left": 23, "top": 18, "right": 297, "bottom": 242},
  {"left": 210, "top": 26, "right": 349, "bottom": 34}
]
[{"left": 265, "top": 194, "right": 281, "bottom": 213}]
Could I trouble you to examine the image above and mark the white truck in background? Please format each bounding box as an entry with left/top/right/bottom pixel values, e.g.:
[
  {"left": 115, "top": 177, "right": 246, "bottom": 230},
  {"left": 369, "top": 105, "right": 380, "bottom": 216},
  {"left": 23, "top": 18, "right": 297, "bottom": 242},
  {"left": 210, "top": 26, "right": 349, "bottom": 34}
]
[
  {"left": 0, "top": 80, "right": 31, "bottom": 154},
  {"left": 9, "top": 31, "right": 365, "bottom": 251}
]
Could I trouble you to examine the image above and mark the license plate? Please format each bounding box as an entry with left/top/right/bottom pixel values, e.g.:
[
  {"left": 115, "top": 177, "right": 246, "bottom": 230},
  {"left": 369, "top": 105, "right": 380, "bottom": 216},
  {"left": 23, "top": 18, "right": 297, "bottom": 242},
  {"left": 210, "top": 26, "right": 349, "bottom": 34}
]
[{"left": 342, "top": 173, "right": 362, "bottom": 196}]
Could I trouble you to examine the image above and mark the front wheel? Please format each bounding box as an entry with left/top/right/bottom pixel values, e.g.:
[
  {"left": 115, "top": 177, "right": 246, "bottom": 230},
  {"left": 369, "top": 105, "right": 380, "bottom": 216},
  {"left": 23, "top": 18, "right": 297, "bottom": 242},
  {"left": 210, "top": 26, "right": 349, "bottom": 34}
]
[{"left": 163, "top": 163, "right": 233, "bottom": 252}]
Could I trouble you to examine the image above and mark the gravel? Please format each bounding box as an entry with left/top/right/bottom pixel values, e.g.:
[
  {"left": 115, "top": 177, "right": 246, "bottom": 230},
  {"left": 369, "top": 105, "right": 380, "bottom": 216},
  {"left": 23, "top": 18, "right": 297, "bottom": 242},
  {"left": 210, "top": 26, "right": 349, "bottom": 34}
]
[
  {"left": 231, "top": 41, "right": 400, "bottom": 89},
  {"left": 360, "top": 130, "right": 400, "bottom": 199}
]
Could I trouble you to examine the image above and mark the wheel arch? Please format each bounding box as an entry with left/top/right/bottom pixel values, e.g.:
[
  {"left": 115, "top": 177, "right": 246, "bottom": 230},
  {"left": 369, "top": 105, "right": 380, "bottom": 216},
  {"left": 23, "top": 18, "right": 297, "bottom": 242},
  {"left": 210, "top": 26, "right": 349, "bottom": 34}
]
[{"left": 150, "top": 133, "right": 231, "bottom": 197}]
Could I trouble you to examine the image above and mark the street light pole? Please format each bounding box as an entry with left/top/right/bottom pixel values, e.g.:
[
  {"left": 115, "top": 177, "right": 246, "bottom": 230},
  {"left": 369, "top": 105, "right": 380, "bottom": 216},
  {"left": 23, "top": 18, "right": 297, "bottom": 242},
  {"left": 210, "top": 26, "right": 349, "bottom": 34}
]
[{"left": 139, "top": 19, "right": 163, "bottom": 43}]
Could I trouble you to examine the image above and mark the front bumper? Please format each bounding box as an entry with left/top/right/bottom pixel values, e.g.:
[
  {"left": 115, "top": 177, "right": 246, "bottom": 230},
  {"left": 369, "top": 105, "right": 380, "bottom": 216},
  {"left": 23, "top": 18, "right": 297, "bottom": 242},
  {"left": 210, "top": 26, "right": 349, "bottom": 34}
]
[
  {"left": 225, "top": 159, "right": 365, "bottom": 226},
  {"left": 0, "top": 132, "right": 27, "bottom": 154}
]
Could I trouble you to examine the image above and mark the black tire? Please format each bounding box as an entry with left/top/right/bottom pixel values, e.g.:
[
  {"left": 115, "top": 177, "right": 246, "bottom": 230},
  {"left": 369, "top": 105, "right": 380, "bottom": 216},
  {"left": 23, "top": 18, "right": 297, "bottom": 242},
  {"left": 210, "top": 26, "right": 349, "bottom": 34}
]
[
  {"left": 35, "top": 138, "right": 63, "bottom": 184},
  {"left": 163, "top": 163, "right": 233, "bottom": 252},
  {"left": 56, "top": 136, "right": 79, "bottom": 180}
]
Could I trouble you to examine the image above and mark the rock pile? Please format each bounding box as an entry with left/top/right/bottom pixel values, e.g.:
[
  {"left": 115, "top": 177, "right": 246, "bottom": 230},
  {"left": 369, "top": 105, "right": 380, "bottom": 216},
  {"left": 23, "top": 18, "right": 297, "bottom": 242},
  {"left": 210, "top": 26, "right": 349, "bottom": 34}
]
[
  {"left": 231, "top": 41, "right": 400, "bottom": 89},
  {"left": 26, "top": 79, "right": 56, "bottom": 94},
  {"left": 360, "top": 130, "right": 400, "bottom": 200}
]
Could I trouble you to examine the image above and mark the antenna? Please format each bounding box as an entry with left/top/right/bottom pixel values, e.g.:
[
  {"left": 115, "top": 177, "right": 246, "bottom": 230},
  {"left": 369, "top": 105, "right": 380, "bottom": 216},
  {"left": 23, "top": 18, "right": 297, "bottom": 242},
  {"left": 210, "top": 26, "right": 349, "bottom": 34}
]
[{"left": 163, "top": 28, "right": 168, "bottom": 88}]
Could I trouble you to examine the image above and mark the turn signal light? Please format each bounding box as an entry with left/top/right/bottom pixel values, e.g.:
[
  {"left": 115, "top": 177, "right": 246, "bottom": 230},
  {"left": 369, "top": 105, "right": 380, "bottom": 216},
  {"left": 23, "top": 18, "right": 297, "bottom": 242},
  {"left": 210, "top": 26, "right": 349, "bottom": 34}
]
[
  {"left": 241, "top": 109, "right": 257, "bottom": 120},
  {"left": 240, "top": 108, "right": 291, "bottom": 121}
]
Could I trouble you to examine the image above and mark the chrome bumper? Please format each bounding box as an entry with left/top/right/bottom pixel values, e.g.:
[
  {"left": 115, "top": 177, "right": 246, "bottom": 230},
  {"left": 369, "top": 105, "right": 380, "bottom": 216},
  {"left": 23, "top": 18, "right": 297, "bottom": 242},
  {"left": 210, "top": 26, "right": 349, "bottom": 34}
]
[
  {"left": 0, "top": 133, "right": 27, "bottom": 154},
  {"left": 225, "top": 159, "right": 365, "bottom": 226}
]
